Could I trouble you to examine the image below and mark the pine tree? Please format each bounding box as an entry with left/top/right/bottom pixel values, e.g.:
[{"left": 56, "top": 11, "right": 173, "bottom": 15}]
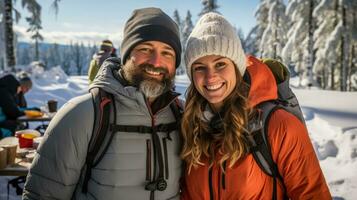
[
  {"left": 180, "top": 10, "right": 194, "bottom": 74},
  {"left": 313, "top": 0, "right": 357, "bottom": 91},
  {"left": 260, "top": 0, "right": 288, "bottom": 60},
  {"left": 282, "top": 0, "right": 318, "bottom": 87},
  {"left": 25, "top": 0, "right": 43, "bottom": 61},
  {"left": 173, "top": 9, "right": 182, "bottom": 31},
  {"left": 245, "top": 26, "right": 258, "bottom": 56},
  {"left": 0, "top": 0, "right": 5, "bottom": 71},
  {"left": 236, "top": 28, "right": 246, "bottom": 51},
  {"left": 3, "top": 0, "right": 16, "bottom": 71},
  {"left": 1, "top": 0, "right": 60, "bottom": 71},
  {"left": 199, "top": 0, "right": 220, "bottom": 16},
  {"left": 46, "top": 43, "right": 61, "bottom": 68},
  {"left": 182, "top": 10, "right": 193, "bottom": 50},
  {"left": 312, "top": 0, "right": 337, "bottom": 89},
  {"left": 245, "top": 0, "right": 270, "bottom": 56}
]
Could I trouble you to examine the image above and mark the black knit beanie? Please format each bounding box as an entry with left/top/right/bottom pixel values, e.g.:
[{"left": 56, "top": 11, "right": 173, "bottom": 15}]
[{"left": 120, "top": 7, "right": 182, "bottom": 68}]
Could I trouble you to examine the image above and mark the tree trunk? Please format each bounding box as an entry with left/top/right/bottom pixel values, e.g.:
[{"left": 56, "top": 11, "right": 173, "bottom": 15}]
[
  {"left": 305, "top": 0, "right": 315, "bottom": 85},
  {"left": 4, "top": 0, "right": 16, "bottom": 71},
  {"left": 340, "top": 5, "right": 347, "bottom": 91},
  {"left": 35, "top": 38, "right": 39, "bottom": 61},
  {"left": 330, "top": 0, "right": 338, "bottom": 90}
]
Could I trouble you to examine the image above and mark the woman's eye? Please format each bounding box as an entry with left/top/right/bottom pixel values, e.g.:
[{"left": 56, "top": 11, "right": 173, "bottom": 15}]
[
  {"left": 216, "top": 62, "right": 226, "bottom": 68},
  {"left": 216, "top": 62, "right": 226, "bottom": 69},
  {"left": 193, "top": 66, "right": 205, "bottom": 72}
]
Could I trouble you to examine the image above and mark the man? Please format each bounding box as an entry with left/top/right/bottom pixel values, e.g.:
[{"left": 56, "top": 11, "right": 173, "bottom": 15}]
[
  {"left": 88, "top": 40, "right": 116, "bottom": 84},
  {"left": 0, "top": 74, "right": 32, "bottom": 138},
  {"left": 16, "top": 75, "right": 33, "bottom": 108},
  {"left": 23, "top": 7, "right": 182, "bottom": 200}
]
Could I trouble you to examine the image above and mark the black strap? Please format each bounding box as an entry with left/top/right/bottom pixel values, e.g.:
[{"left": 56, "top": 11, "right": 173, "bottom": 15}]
[
  {"left": 110, "top": 122, "right": 178, "bottom": 134},
  {"left": 247, "top": 103, "right": 288, "bottom": 200},
  {"left": 82, "top": 88, "right": 115, "bottom": 193}
]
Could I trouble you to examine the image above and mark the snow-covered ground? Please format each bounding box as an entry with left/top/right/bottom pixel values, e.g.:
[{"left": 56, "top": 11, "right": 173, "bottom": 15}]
[{"left": 1, "top": 71, "right": 356, "bottom": 199}]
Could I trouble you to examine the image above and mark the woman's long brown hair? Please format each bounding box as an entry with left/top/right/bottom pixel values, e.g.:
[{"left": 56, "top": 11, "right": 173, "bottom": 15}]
[{"left": 180, "top": 69, "right": 251, "bottom": 172}]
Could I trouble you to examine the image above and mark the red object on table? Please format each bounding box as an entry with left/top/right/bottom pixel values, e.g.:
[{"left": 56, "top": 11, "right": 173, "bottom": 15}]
[{"left": 18, "top": 136, "right": 33, "bottom": 148}]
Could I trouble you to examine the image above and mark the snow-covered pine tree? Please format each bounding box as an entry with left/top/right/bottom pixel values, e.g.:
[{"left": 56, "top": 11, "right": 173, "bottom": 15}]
[
  {"left": 1, "top": 0, "right": 60, "bottom": 71},
  {"left": 182, "top": 10, "right": 193, "bottom": 49},
  {"left": 73, "top": 42, "right": 84, "bottom": 75},
  {"left": 245, "top": 26, "right": 259, "bottom": 56},
  {"left": 25, "top": 1, "right": 43, "bottom": 61},
  {"left": 236, "top": 27, "right": 246, "bottom": 51},
  {"left": 0, "top": 0, "right": 5, "bottom": 70},
  {"left": 62, "top": 42, "right": 75, "bottom": 75},
  {"left": 173, "top": 9, "right": 182, "bottom": 32},
  {"left": 3, "top": 0, "right": 16, "bottom": 71},
  {"left": 313, "top": 0, "right": 357, "bottom": 91},
  {"left": 199, "top": 0, "right": 220, "bottom": 16},
  {"left": 312, "top": 0, "right": 337, "bottom": 89},
  {"left": 16, "top": 44, "right": 31, "bottom": 65},
  {"left": 282, "top": 0, "right": 318, "bottom": 87},
  {"left": 45, "top": 43, "right": 61, "bottom": 68},
  {"left": 260, "top": 0, "right": 288, "bottom": 60},
  {"left": 245, "top": 0, "right": 270, "bottom": 57},
  {"left": 349, "top": 5, "right": 357, "bottom": 91},
  {"left": 173, "top": 9, "right": 184, "bottom": 74},
  {"left": 180, "top": 10, "right": 194, "bottom": 74}
]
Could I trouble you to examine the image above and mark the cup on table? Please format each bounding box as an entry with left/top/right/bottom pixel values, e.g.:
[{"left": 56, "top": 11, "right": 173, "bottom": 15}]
[
  {"left": 2, "top": 144, "right": 17, "bottom": 165},
  {"left": 47, "top": 100, "right": 58, "bottom": 113},
  {"left": 0, "top": 147, "right": 7, "bottom": 169}
]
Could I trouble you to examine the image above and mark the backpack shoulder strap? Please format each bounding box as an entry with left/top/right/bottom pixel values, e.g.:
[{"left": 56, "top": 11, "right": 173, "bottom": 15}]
[
  {"left": 82, "top": 87, "right": 116, "bottom": 193},
  {"left": 247, "top": 101, "right": 287, "bottom": 200}
]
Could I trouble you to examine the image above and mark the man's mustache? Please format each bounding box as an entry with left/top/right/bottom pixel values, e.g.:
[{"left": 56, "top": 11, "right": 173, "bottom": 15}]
[{"left": 139, "top": 63, "right": 169, "bottom": 76}]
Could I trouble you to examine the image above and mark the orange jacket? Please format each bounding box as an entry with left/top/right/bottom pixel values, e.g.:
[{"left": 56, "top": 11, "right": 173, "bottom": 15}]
[{"left": 181, "top": 56, "right": 331, "bottom": 200}]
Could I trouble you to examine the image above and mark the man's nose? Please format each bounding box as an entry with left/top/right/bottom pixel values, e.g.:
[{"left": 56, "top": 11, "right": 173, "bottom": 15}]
[{"left": 147, "top": 51, "right": 162, "bottom": 67}]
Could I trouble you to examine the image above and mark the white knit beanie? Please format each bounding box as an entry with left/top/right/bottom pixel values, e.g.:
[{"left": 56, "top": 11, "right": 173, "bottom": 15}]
[{"left": 184, "top": 12, "right": 246, "bottom": 79}]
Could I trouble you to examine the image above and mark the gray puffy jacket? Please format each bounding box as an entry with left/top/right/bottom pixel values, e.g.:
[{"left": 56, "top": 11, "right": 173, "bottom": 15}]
[{"left": 23, "top": 58, "right": 182, "bottom": 200}]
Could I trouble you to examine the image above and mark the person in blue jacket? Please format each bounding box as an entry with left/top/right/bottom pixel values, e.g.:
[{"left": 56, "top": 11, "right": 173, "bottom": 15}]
[{"left": 0, "top": 74, "right": 33, "bottom": 138}]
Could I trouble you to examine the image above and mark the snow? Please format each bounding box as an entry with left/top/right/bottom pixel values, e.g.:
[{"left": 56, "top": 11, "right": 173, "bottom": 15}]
[{"left": 1, "top": 68, "right": 357, "bottom": 199}]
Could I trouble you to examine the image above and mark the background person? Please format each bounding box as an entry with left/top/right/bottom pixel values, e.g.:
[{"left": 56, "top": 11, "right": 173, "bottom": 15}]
[
  {"left": 0, "top": 74, "right": 32, "bottom": 138},
  {"left": 88, "top": 39, "right": 116, "bottom": 84}
]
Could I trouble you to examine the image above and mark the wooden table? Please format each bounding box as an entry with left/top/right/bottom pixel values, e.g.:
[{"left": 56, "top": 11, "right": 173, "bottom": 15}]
[
  {"left": 16, "top": 112, "right": 55, "bottom": 123},
  {"left": 0, "top": 137, "right": 34, "bottom": 176}
]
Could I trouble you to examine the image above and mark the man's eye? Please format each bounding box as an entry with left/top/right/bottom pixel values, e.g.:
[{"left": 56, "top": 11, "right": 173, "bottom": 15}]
[
  {"left": 138, "top": 48, "right": 152, "bottom": 54},
  {"left": 162, "top": 51, "right": 174, "bottom": 58}
]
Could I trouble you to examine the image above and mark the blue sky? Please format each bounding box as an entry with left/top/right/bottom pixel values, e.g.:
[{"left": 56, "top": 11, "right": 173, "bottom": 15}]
[{"left": 14, "top": 0, "right": 259, "bottom": 46}]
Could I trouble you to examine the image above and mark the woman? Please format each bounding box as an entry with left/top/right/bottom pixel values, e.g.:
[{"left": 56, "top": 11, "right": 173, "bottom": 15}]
[{"left": 180, "top": 12, "right": 331, "bottom": 200}]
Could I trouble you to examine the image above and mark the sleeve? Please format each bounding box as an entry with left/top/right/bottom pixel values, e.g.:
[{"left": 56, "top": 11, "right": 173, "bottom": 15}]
[
  {"left": 88, "top": 59, "right": 98, "bottom": 84},
  {"left": 22, "top": 94, "right": 95, "bottom": 200},
  {"left": 268, "top": 109, "right": 332, "bottom": 200}
]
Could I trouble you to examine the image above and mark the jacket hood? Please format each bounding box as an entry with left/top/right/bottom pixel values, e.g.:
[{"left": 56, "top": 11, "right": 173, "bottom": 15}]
[
  {"left": 0, "top": 74, "right": 20, "bottom": 95},
  {"left": 245, "top": 55, "right": 278, "bottom": 108},
  {"left": 89, "top": 57, "right": 141, "bottom": 101}
]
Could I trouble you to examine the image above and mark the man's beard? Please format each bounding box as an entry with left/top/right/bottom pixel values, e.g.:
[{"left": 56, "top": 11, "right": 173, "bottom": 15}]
[{"left": 122, "top": 58, "right": 174, "bottom": 99}]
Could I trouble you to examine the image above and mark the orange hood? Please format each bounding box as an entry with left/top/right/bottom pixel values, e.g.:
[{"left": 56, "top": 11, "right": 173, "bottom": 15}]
[{"left": 245, "top": 55, "right": 278, "bottom": 108}]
